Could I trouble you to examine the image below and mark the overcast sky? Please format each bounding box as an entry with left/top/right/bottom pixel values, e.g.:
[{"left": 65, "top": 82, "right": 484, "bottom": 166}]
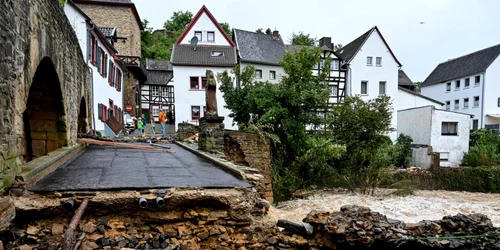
[{"left": 133, "top": 0, "right": 500, "bottom": 82}]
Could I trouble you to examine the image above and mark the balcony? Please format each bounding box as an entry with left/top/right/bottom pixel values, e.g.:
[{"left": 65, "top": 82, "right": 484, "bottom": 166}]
[{"left": 118, "top": 55, "right": 147, "bottom": 84}]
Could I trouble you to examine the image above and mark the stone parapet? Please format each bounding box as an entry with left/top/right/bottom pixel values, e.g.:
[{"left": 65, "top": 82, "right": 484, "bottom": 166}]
[{"left": 198, "top": 116, "right": 225, "bottom": 154}]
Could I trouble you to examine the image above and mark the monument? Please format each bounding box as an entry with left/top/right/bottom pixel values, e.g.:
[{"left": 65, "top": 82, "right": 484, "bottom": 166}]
[{"left": 198, "top": 70, "right": 225, "bottom": 153}]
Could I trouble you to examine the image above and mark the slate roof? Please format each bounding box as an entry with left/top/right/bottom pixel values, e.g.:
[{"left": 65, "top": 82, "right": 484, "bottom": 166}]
[
  {"left": 99, "top": 27, "right": 115, "bottom": 37},
  {"left": 335, "top": 26, "right": 402, "bottom": 67},
  {"left": 233, "top": 29, "right": 285, "bottom": 65},
  {"left": 170, "top": 44, "right": 237, "bottom": 67},
  {"left": 398, "top": 70, "right": 416, "bottom": 87},
  {"left": 146, "top": 59, "right": 173, "bottom": 71},
  {"left": 422, "top": 44, "right": 500, "bottom": 87},
  {"left": 145, "top": 59, "right": 173, "bottom": 86}
]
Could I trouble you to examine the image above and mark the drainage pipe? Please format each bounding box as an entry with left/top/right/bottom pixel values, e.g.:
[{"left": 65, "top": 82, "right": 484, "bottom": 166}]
[
  {"left": 62, "top": 198, "right": 90, "bottom": 250},
  {"left": 63, "top": 198, "right": 75, "bottom": 211},
  {"left": 156, "top": 197, "right": 165, "bottom": 207},
  {"left": 139, "top": 197, "right": 148, "bottom": 208}
]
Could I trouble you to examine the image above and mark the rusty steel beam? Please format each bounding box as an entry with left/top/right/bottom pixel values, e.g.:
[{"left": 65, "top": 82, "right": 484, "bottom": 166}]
[{"left": 62, "top": 198, "right": 89, "bottom": 250}]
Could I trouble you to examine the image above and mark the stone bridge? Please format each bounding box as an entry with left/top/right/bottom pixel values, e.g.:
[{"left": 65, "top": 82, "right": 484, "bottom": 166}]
[{"left": 0, "top": 0, "right": 91, "bottom": 193}]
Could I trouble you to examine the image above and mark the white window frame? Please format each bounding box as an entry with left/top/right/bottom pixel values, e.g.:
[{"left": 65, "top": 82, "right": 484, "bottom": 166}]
[
  {"left": 376, "top": 57, "right": 382, "bottom": 66},
  {"left": 152, "top": 86, "right": 159, "bottom": 96},
  {"left": 379, "top": 81, "right": 386, "bottom": 95},
  {"left": 464, "top": 98, "right": 469, "bottom": 109},
  {"left": 361, "top": 81, "right": 368, "bottom": 95},
  {"left": 207, "top": 31, "right": 215, "bottom": 42},
  {"left": 152, "top": 106, "right": 160, "bottom": 116},
  {"left": 445, "top": 101, "right": 450, "bottom": 111},
  {"left": 194, "top": 31, "right": 202, "bottom": 41},
  {"left": 330, "top": 60, "right": 339, "bottom": 70},
  {"left": 367, "top": 56, "right": 373, "bottom": 66},
  {"left": 441, "top": 122, "right": 458, "bottom": 136},
  {"left": 161, "top": 86, "right": 168, "bottom": 97},
  {"left": 474, "top": 96, "right": 479, "bottom": 107},
  {"left": 191, "top": 106, "right": 201, "bottom": 120},
  {"left": 255, "top": 69, "right": 262, "bottom": 79},
  {"left": 464, "top": 78, "right": 470, "bottom": 88},
  {"left": 331, "top": 85, "right": 338, "bottom": 96},
  {"left": 446, "top": 82, "right": 451, "bottom": 92},
  {"left": 269, "top": 70, "right": 276, "bottom": 80},
  {"left": 455, "top": 80, "right": 460, "bottom": 90},
  {"left": 475, "top": 75, "right": 480, "bottom": 85},
  {"left": 454, "top": 99, "right": 459, "bottom": 110}
]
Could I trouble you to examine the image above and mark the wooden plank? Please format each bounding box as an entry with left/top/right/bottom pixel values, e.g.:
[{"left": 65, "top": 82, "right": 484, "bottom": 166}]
[{"left": 78, "top": 138, "right": 174, "bottom": 153}]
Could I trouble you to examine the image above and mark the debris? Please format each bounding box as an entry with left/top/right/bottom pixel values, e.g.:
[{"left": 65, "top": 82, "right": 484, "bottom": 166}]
[
  {"left": 78, "top": 138, "right": 174, "bottom": 153},
  {"left": 183, "top": 133, "right": 198, "bottom": 142},
  {"left": 52, "top": 223, "right": 65, "bottom": 235},
  {"left": 80, "top": 222, "right": 96, "bottom": 234},
  {"left": 62, "top": 198, "right": 90, "bottom": 250},
  {"left": 73, "top": 232, "right": 86, "bottom": 250}
]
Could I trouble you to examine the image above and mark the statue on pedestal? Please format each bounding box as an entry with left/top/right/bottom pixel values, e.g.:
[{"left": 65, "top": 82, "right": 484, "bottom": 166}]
[{"left": 205, "top": 70, "right": 218, "bottom": 117}]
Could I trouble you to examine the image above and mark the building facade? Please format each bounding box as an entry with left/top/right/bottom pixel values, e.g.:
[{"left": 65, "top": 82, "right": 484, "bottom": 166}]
[
  {"left": 141, "top": 59, "right": 174, "bottom": 123},
  {"left": 170, "top": 5, "right": 237, "bottom": 130},
  {"left": 398, "top": 106, "right": 471, "bottom": 167},
  {"left": 73, "top": 0, "right": 147, "bottom": 118},
  {"left": 421, "top": 44, "right": 500, "bottom": 132},
  {"left": 64, "top": 1, "right": 126, "bottom": 136}
]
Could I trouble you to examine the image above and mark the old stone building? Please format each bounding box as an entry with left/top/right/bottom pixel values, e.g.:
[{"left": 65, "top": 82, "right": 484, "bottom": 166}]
[
  {"left": 0, "top": 0, "right": 91, "bottom": 193},
  {"left": 73, "top": 0, "right": 147, "bottom": 117}
]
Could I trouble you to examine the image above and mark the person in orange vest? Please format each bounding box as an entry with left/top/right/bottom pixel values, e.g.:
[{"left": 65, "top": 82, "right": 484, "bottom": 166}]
[{"left": 158, "top": 110, "right": 167, "bottom": 137}]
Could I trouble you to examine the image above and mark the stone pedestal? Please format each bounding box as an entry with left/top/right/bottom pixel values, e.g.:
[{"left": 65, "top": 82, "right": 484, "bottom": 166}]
[{"left": 198, "top": 116, "right": 225, "bottom": 154}]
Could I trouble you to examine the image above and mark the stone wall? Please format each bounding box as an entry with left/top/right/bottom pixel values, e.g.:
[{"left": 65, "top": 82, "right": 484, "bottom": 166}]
[
  {"left": 75, "top": 4, "right": 141, "bottom": 57},
  {"left": 177, "top": 122, "right": 198, "bottom": 140},
  {"left": 224, "top": 131, "right": 273, "bottom": 203},
  {"left": 198, "top": 117, "right": 225, "bottom": 154},
  {"left": 0, "top": 0, "right": 91, "bottom": 193}
]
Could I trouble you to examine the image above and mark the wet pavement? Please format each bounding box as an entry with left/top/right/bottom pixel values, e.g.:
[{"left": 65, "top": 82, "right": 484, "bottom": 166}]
[{"left": 30, "top": 144, "right": 251, "bottom": 192}]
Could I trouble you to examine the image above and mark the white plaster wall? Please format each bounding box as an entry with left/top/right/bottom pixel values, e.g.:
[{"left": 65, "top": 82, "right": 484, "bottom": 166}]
[
  {"left": 64, "top": 4, "right": 87, "bottom": 59},
  {"left": 396, "top": 89, "right": 443, "bottom": 111},
  {"left": 173, "top": 66, "right": 235, "bottom": 130},
  {"left": 240, "top": 63, "right": 284, "bottom": 84},
  {"left": 178, "top": 12, "right": 230, "bottom": 46},
  {"left": 410, "top": 147, "right": 432, "bottom": 169},
  {"left": 397, "top": 106, "right": 432, "bottom": 145},
  {"left": 348, "top": 29, "right": 399, "bottom": 140},
  {"left": 421, "top": 74, "right": 483, "bottom": 128},
  {"left": 430, "top": 109, "right": 470, "bottom": 167},
  {"left": 483, "top": 55, "right": 500, "bottom": 126}
]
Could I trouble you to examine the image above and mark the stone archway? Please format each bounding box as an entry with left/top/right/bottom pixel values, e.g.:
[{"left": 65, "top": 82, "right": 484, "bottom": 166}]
[
  {"left": 78, "top": 97, "right": 88, "bottom": 134},
  {"left": 23, "top": 57, "right": 67, "bottom": 162}
]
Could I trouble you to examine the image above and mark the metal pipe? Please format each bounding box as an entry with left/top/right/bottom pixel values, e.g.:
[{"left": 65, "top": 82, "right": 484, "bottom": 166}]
[
  {"left": 63, "top": 198, "right": 75, "bottom": 211},
  {"left": 139, "top": 198, "right": 148, "bottom": 208},
  {"left": 62, "top": 198, "right": 90, "bottom": 250},
  {"left": 156, "top": 197, "right": 165, "bottom": 207}
]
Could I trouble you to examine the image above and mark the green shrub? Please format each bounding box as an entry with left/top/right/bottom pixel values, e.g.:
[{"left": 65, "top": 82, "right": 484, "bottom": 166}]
[
  {"left": 462, "top": 144, "right": 500, "bottom": 167},
  {"left": 393, "top": 134, "right": 413, "bottom": 168}
]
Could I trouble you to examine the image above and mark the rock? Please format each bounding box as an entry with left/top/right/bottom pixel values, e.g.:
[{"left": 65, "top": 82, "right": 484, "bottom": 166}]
[
  {"left": 129, "top": 236, "right": 138, "bottom": 244},
  {"left": 97, "top": 224, "right": 106, "bottom": 234},
  {"left": 103, "top": 246, "right": 111, "bottom": 250},
  {"left": 18, "top": 245, "right": 32, "bottom": 250},
  {"left": 0, "top": 240, "right": 3, "bottom": 250},
  {"left": 268, "top": 237, "right": 278, "bottom": 245},
  {"left": 118, "top": 240, "right": 127, "bottom": 248},
  {"left": 152, "top": 240, "right": 160, "bottom": 249},
  {"left": 0, "top": 197, "right": 15, "bottom": 231},
  {"left": 164, "top": 227, "right": 178, "bottom": 237},
  {"left": 100, "top": 238, "right": 111, "bottom": 246},
  {"left": 51, "top": 223, "right": 65, "bottom": 235},
  {"left": 209, "top": 227, "right": 221, "bottom": 235},
  {"left": 80, "top": 222, "right": 97, "bottom": 234},
  {"left": 160, "top": 241, "right": 169, "bottom": 248},
  {"left": 177, "top": 226, "right": 190, "bottom": 236},
  {"left": 26, "top": 225, "right": 40, "bottom": 235},
  {"left": 82, "top": 241, "right": 99, "bottom": 250},
  {"left": 99, "top": 219, "right": 108, "bottom": 227},
  {"left": 197, "top": 229, "right": 210, "bottom": 240}
]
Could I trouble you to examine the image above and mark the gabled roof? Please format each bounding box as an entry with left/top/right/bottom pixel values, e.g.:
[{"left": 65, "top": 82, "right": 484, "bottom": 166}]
[
  {"left": 422, "top": 44, "right": 500, "bottom": 87},
  {"left": 175, "top": 5, "right": 235, "bottom": 47},
  {"left": 170, "top": 44, "right": 237, "bottom": 67},
  {"left": 398, "top": 87, "right": 445, "bottom": 106},
  {"left": 398, "top": 70, "right": 416, "bottom": 87},
  {"left": 233, "top": 29, "right": 285, "bottom": 66},
  {"left": 145, "top": 59, "right": 173, "bottom": 86},
  {"left": 335, "top": 26, "right": 402, "bottom": 67},
  {"left": 72, "top": 0, "right": 143, "bottom": 30}
]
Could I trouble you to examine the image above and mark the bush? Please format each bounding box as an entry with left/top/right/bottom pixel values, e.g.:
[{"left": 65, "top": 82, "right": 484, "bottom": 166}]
[
  {"left": 463, "top": 129, "right": 500, "bottom": 167},
  {"left": 393, "top": 134, "right": 413, "bottom": 168}
]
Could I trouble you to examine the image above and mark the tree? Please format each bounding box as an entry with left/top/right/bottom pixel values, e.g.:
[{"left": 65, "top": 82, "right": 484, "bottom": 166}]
[
  {"left": 219, "top": 22, "right": 232, "bottom": 37},
  {"left": 219, "top": 47, "right": 345, "bottom": 200},
  {"left": 164, "top": 11, "right": 193, "bottom": 32},
  {"left": 265, "top": 28, "right": 272, "bottom": 35},
  {"left": 289, "top": 32, "right": 316, "bottom": 46},
  {"left": 141, "top": 19, "right": 177, "bottom": 60},
  {"left": 256, "top": 28, "right": 264, "bottom": 34},
  {"left": 59, "top": 0, "right": 67, "bottom": 5}
]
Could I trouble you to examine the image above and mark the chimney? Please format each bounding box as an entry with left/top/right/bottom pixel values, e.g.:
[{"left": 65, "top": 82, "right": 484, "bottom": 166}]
[
  {"left": 319, "top": 37, "right": 333, "bottom": 50},
  {"left": 272, "top": 30, "right": 279, "bottom": 40}
]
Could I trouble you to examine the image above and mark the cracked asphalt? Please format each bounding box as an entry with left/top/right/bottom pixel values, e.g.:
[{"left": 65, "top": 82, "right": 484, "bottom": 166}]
[{"left": 30, "top": 144, "right": 251, "bottom": 192}]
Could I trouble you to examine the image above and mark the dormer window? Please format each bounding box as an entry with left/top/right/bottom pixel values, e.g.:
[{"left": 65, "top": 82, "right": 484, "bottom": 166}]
[
  {"left": 207, "top": 31, "right": 215, "bottom": 42},
  {"left": 194, "top": 31, "right": 202, "bottom": 41},
  {"left": 211, "top": 51, "right": 224, "bottom": 57}
]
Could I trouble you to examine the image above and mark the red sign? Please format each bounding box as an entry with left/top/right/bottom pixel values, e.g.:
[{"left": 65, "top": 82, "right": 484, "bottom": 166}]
[{"left": 125, "top": 105, "right": 132, "bottom": 112}]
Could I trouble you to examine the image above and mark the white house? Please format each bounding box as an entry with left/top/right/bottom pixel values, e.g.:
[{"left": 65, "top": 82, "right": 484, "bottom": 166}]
[
  {"left": 420, "top": 44, "right": 500, "bottom": 133},
  {"left": 64, "top": 1, "right": 126, "bottom": 136},
  {"left": 170, "top": 5, "right": 237, "bottom": 130},
  {"left": 336, "top": 26, "right": 402, "bottom": 140},
  {"left": 398, "top": 106, "right": 471, "bottom": 167},
  {"left": 233, "top": 29, "right": 285, "bottom": 83}
]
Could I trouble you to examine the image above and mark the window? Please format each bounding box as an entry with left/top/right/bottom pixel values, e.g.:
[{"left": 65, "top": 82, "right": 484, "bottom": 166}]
[
  {"left": 445, "top": 101, "right": 450, "bottom": 110},
  {"left": 464, "top": 98, "right": 469, "bottom": 109},
  {"left": 361, "top": 81, "right": 368, "bottom": 95},
  {"left": 201, "top": 77, "right": 207, "bottom": 89},
  {"left": 441, "top": 122, "right": 458, "bottom": 136},
  {"left": 207, "top": 31, "right": 215, "bottom": 42},
  {"left": 331, "top": 85, "right": 338, "bottom": 96},
  {"left": 191, "top": 106, "right": 201, "bottom": 120},
  {"left": 161, "top": 86, "right": 168, "bottom": 97},
  {"left": 472, "top": 119, "right": 479, "bottom": 130},
  {"left": 152, "top": 86, "right": 159, "bottom": 96},
  {"left": 330, "top": 60, "right": 339, "bottom": 70},
  {"left": 475, "top": 75, "right": 480, "bottom": 85},
  {"left": 203, "top": 106, "right": 206, "bottom": 117},
  {"left": 269, "top": 71, "right": 276, "bottom": 80},
  {"left": 376, "top": 57, "right": 382, "bottom": 66},
  {"left": 454, "top": 99, "right": 459, "bottom": 110},
  {"left": 465, "top": 78, "right": 470, "bottom": 88},
  {"left": 190, "top": 77, "right": 199, "bottom": 89},
  {"left": 96, "top": 47, "right": 101, "bottom": 73},
  {"left": 210, "top": 51, "right": 224, "bottom": 57},
  {"left": 367, "top": 56, "right": 373, "bottom": 66},
  {"left": 474, "top": 96, "right": 479, "bottom": 107},
  {"left": 97, "top": 103, "right": 103, "bottom": 120},
  {"left": 319, "top": 59, "right": 324, "bottom": 69},
  {"left": 152, "top": 106, "right": 159, "bottom": 116},
  {"left": 379, "top": 81, "right": 386, "bottom": 95},
  {"left": 440, "top": 152, "right": 449, "bottom": 162},
  {"left": 446, "top": 82, "right": 451, "bottom": 92},
  {"left": 255, "top": 69, "right": 262, "bottom": 79},
  {"left": 108, "top": 60, "right": 114, "bottom": 86},
  {"left": 455, "top": 80, "right": 460, "bottom": 90},
  {"left": 109, "top": 99, "right": 114, "bottom": 117},
  {"left": 116, "top": 70, "right": 122, "bottom": 91},
  {"left": 194, "top": 31, "right": 202, "bottom": 41}
]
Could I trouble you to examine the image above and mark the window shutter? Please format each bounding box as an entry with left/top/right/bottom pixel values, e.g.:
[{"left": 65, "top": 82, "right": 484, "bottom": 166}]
[
  {"left": 96, "top": 48, "right": 101, "bottom": 73},
  {"left": 98, "top": 103, "right": 103, "bottom": 120},
  {"left": 87, "top": 31, "right": 92, "bottom": 61},
  {"left": 108, "top": 60, "right": 112, "bottom": 84},
  {"left": 104, "top": 54, "right": 108, "bottom": 77},
  {"left": 118, "top": 70, "right": 122, "bottom": 91}
]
